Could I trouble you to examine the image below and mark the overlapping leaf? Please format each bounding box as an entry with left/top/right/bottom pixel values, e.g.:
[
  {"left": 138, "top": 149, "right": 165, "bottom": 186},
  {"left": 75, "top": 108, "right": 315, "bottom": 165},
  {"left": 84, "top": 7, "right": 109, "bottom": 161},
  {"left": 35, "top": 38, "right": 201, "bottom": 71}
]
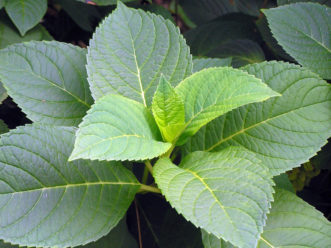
[
  {"left": 87, "top": 2, "right": 192, "bottom": 105},
  {"left": 152, "top": 76, "right": 185, "bottom": 142},
  {"left": 0, "top": 15, "right": 52, "bottom": 49},
  {"left": 0, "top": 124, "right": 140, "bottom": 247},
  {"left": 264, "top": 3, "right": 331, "bottom": 79},
  {"left": 154, "top": 147, "right": 274, "bottom": 248},
  {"left": 0, "top": 82, "right": 6, "bottom": 104},
  {"left": 5, "top": 0, "right": 47, "bottom": 35},
  {"left": 193, "top": 58, "right": 232, "bottom": 72},
  {"left": 201, "top": 188, "right": 331, "bottom": 247},
  {"left": 70, "top": 94, "right": 171, "bottom": 162},
  {"left": 183, "top": 61, "right": 331, "bottom": 175},
  {"left": 76, "top": 0, "right": 135, "bottom": 5},
  {"left": 0, "top": 120, "right": 8, "bottom": 134},
  {"left": 175, "top": 67, "right": 279, "bottom": 143},
  {"left": 0, "top": 41, "right": 93, "bottom": 126}
]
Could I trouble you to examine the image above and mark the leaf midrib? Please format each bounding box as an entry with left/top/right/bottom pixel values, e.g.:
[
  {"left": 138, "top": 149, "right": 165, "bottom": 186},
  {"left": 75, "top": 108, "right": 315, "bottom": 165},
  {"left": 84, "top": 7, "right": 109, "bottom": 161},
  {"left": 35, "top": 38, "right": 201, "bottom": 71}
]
[{"left": 1, "top": 181, "right": 140, "bottom": 195}]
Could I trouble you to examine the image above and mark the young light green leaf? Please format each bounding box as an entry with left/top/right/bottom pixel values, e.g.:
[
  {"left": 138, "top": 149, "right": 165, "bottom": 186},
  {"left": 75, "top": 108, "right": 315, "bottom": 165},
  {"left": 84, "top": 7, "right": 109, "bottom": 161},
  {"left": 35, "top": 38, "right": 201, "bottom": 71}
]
[
  {"left": 152, "top": 76, "right": 185, "bottom": 142},
  {"left": 264, "top": 3, "right": 331, "bottom": 79},
  {"left": 0, "top": 120, "right": 8, "bottom": 134},
  {"left": 70, "top": 94, "right": 171, "bottom": 162},
  {"left": 201, "top": 188, "right": 331, "bottom": 248},
  {"left": 183, "top": 61, "right": 331, "bottom": 175},
  {"left": 5, "top": 0, "right": 47, "bottom": 36},
  {"left": 175, "top": 67, "right": 280, "bottom": 144},
  {"left": 0, "top": 124, "right": 140, "bottom": 248},
  {"left": 87, "top": 2, "right": 192, "bottom": 105},
  {"left": 154, "top": 146, "right": 274, "bottom": 248},
  {"left": 193, "top": 58, "right": 232, "bottom": 72},
  {"left": 0, "top": 41, "right": 93, "bottom": 126}
]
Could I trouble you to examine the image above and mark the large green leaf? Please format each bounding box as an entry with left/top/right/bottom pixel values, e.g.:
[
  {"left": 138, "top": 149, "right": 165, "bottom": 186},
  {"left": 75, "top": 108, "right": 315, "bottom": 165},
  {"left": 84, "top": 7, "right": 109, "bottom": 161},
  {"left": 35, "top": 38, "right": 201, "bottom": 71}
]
[
  {"left": 183, "top": 61, "right": 331, "bottom": 175},
  {"left": 179, "top": 0, "right": 265, "bottom": 24},
  {"left": 76, "top": 0, "right": 135, "bottom": 6},
  {"left": 257, "top": 188, "right": 331, "bottom": 247},
  {"left": 0, "top": 41, "right": 93, "bottom": 126},
  {"left": 70, "top": 94, "right": 171, "bottom": 162},
  {"left": 0, "top": 124, "right": 140, "bottom": 247},
  {"left": 87, "top": 2, "right": 192, "bottom": 105},
  {"left": 81, "top": 217, "right": 138, "bottom": 248},
  {"left": 264, "top": 3, "right": 331, "bottom": 79},
  {"left": 277, "top": 0, "right": 331, "bottom": 6},
  {"left": 0, "top": 82, "right": 6, "bottom": 104},
  {"left": 185, "top": 15, "right": 259, "bottom": 57},
  {"left": 152, "top": 76, "right": 185, "bottom": 143},
  {"left": 0, "top": 120, "right": 8, "bottom": 134},
  {"left": 175, "top": 67, "right": 279, "bottom": 143},
  {"left": 206, "top": 39, "right": 265, "bottom": 68},
  {"left": 193, "top": 58, "right": 232, "bottom": 72},
  {"left": 0, "top": 14, "right": 52, "bottom": 49},
  {"left": 5, "top": 0, "right": 47, "bottom": 36},
  {"left": 154, "top": 147, "right": 274, "bottom": 248},
  {"left": 202, "top": 188, "right": 331, "bottom": 247}
]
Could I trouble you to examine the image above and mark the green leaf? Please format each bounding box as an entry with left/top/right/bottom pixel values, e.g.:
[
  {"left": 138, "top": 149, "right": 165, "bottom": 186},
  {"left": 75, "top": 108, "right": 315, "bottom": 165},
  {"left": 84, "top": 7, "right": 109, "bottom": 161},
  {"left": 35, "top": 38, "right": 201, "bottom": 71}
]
[
  {"left": 152, "top": 76, "right": 185, "bottom": 142},
  {"left": 264, "top": 3, "right": 331, "bottom": 79},
  {"left": 179, "top": 0, "right": 265, "bottom": 24},
  {"left": 0, "top": 120, "right": 8, "bottom": 134},
  {"left": 257, "top": 188, "right": 331, "bottom": 247},
  {"left": 175, "top": 67, "right": 280, "bottom": 144},
  {"left": 0, "top": 14, "right": 52, "bottom": 49},
  {"left": 154, "top": 146, "right": 274, "bottom": 248},
  {"left": 0, "top": 41, "right": 93, "bottom": 126},
  {"left": 70, "top": 94, "right": 171, "bottom": 162},
  {"left": 0, "top": 0, "right": 5, "bottom": 9},
  {"left": 206, "top": 39, "right": 265, "bottom": 68},
  {"left": 183, "top": 61, "right": 331, "bottom": 175},
  {"left": 193, "top": 58, "right": 232, "bottom": 72},
  {"left": 273, "top": 173, "right": 295, "bottom": 193},
  {"left": 76, "top": 0, "right": 136, "bottom": 6},
  {"left": 139, "top": 4, "right": 175, "bottom": 23},
  {"left": 185, "top": 15, "right": 259, "bottom": 57},
  {"left": 5, "top": 0, "right": 47, "bottom": 36},
  {"left": 81, "top": 216, "right": 138, "bottom": 248},
  {"left": 0, "top": 124, "right": 140, "bottom": 247},
  {"left": 201, "top": 229, "right": 235, "bottom": 248},
  {"left": 277, "top": 0, "right": 331, "bottom": 6},
  {"left": 0, "top": 82, "right": 6, "bottom": 104},
  {"left": 87, "top": 2, "right": 192, "bottom": 105}
]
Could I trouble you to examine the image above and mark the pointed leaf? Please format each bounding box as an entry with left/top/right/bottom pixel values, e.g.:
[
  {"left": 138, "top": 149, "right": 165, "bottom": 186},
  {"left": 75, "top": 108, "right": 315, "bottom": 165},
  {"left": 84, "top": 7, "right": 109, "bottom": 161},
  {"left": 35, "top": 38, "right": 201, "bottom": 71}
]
[
  {"left": 264, "top": 3, "right": 331, "bottom": 79},
  {"left": 0, "top": 120, "right": 8, "bottom": 134},
  {"left": 87, "top": 2, "right": 192, "bottom": 105},
  {"left": 193, "top": 58, "right": 232, "bottom": 73},
  {"left": 0, "top": 124, "right": 140, "bottom": 247},
  {"left": 184, "top": 61, "right": 331, "bottom": 175},
  {"left": 70, "top": 95, "right": 171, "bottom": 161},
  {"left": 154, "top": 147, "right": 274, "bottom": 248},
  {"left": 5, "top": 0, "right": 47, "bottom": 36},
  {"left": 175, "top": 67, "right": 280, "bottom": 143},
  {"left": 152, "top": 76, "right": 185, "bottom": 142},
  {"left": 0, "top": 41, "right": 93, "bottom": 126}
]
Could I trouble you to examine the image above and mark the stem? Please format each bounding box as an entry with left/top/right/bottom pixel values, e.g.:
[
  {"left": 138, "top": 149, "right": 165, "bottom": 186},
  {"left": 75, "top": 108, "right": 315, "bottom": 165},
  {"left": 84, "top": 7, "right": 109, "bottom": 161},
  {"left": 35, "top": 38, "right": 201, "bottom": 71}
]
[
  {"left": 134, "top": 198, "right": 143, "bottom": 248},
  {"left": 145, "top": 160, "right": 153, "bottom": 173},
  {"left": 142, "top": 166, "right": 149, "bottom": 185},
  {"left": 139, "top": 184, "right": 161, "bottom": 194},
  {"left": 163, "top": 144, "right": 175, "bottom": 158}
]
